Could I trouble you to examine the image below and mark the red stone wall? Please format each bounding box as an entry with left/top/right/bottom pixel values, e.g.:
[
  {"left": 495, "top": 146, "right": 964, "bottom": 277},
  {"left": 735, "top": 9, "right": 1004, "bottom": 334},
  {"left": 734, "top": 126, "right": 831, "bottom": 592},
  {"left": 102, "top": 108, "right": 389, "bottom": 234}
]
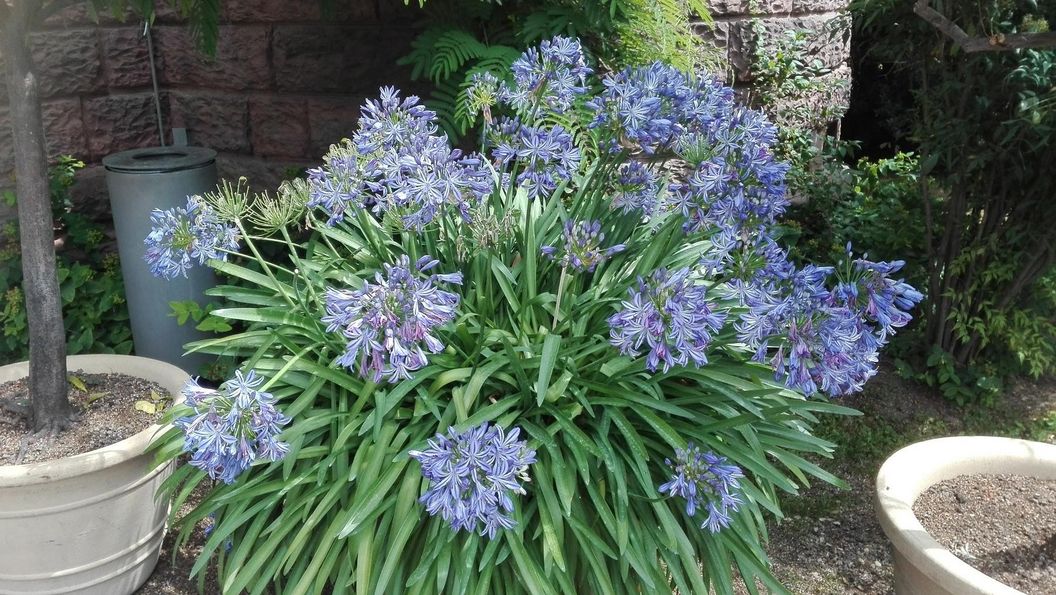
[{"left": 0, "top": 0, "right": 420, "bottom": 218}]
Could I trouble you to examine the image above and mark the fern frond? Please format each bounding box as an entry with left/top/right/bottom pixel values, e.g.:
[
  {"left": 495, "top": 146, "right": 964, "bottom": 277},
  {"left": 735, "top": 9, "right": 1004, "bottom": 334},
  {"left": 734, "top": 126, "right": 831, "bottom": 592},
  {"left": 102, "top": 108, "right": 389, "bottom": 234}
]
[
  {"left": 398, "top": 27, "right": 448, "bottom": 80},
  {"left": 430, "top": 29, "right": 491, "bottom": 83},
  {"left": 427, "top": 76, "right": 465, "bottom": 140},
  {"left": 684, "top": 0, "right": 714, "bottom": 27},
  {"left": 168, "top": 0, "right": 221, "bottom": 55}
]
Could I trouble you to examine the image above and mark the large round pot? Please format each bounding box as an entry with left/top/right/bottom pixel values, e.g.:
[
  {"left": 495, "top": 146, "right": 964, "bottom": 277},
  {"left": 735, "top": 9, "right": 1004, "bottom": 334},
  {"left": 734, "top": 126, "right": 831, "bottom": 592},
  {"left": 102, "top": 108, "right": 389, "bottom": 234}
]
[
  {"left": 876, "top": 436, "right": 1056, "bottom": 595},
  {"left": 0, "top": 354, "right": 188, "bottom": 595}
]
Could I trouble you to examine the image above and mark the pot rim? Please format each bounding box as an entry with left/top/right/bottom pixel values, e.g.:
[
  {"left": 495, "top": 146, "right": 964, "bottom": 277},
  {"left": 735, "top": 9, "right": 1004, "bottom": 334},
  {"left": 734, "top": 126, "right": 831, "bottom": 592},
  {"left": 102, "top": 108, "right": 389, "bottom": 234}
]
[
  {"left": 875, "top": 435, "right": 1056, "bottom": 595},
  {"left": 0, "top": 354, "right": 188, "bottom": 487}
]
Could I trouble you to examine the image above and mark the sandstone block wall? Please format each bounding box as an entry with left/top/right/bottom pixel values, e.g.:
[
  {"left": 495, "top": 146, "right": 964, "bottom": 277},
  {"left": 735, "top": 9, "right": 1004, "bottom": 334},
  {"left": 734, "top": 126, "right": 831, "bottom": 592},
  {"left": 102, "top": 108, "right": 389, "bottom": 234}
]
[
  {"left": 0, "top": 0, "right": 850, "bottom": 220},
  {"left": 0, "top": 0, "right": 419, "bottom": 219},
  {"left": 702, "top": 0, "right": 852, "bottom": 121}
]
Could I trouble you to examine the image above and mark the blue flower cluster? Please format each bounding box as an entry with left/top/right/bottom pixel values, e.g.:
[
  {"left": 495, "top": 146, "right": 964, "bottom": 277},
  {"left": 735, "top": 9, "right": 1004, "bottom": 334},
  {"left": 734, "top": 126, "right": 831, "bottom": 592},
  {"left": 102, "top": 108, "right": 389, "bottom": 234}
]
[
  {"left": 307, "top": 87, "right": 492, "bottom": 229},
  {"left": 491, "top": 118, "right": 581, "bottom": 201},
  {"left": 658, "top": 444, "right": 744, "bottom": 533},
  {"left": 586, "top": 62, "right": 733, "bottom": 155},
  {"left": 502, "top": 36, "right": 591, "bottom": 114},
  {"left": 322, "top": 255, "right": 462, "bottom": 383},
  {"left": 541, "top": 220, "right": 626, "bottom": 272},
  {"left": 144, "top": 195, "right": 240, "bottom": 280},
  {"left": 736, "top": 252, "right": 924, "bottom": 397},
  {"left": 174, "top": 370, "right": 291, "bottom": 484},
  {"left": 409, "top": 423, "right": 537, "bottom": 539},
  {"left": 669, "top": 108, "right": 789, "bottom": 237},
  {"left": 609, "top": 268, "right": 727, "bottom": 373},
  {"left": 831, "top": 257, "right": 924, "bottom": 342},
  {"left": 612, "top": 161, "right": 662, "bottom": 217}
]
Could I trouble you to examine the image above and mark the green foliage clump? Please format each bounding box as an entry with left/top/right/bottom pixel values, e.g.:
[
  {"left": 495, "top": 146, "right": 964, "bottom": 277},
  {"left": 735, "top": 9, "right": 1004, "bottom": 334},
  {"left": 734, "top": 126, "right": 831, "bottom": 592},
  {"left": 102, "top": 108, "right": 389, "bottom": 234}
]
[
  {"left": 0, "top": 157, "right": 132, "bottom": 364},
  {"left": 858, "top": 1, "right": 1056, "bottom": 385},
  {"left": 141, "top": 38, "right": 920, "bottom": 593}
]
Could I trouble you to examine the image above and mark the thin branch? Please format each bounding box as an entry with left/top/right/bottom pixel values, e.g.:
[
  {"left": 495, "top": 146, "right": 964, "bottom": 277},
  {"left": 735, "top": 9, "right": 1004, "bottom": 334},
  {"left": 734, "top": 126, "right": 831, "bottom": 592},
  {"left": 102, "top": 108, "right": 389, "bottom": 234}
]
[{"left": 913, "top": 0, "right": 1056, "bottom": 53}]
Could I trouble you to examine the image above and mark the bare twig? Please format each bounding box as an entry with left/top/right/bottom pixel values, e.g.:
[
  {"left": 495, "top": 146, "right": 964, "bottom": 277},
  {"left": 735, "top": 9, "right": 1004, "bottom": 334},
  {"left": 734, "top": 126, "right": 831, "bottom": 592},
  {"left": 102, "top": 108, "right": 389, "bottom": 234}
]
[{"left": 914, "top": 0, "right": 1056, "bottom": 53}]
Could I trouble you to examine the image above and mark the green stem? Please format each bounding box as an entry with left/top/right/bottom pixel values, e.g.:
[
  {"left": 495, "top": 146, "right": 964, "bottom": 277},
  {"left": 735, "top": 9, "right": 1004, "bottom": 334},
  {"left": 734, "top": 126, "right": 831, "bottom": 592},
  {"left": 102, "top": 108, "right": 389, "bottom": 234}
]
[
  {"left": 235, "top": 220, "right": 297, "bottom": 309},
  {"left": 552, "top": 266, "right": 569, "bottom": 330},
  {"left": 280, "top": 226, "right": 320, "bottom": 306}
]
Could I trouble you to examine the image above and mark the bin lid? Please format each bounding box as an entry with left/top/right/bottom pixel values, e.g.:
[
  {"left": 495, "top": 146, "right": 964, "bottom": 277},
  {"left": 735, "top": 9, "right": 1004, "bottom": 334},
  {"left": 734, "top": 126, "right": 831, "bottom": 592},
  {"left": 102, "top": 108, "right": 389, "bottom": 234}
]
[{"left": 103, "top": 146, "right": 217, "bottom": 174}]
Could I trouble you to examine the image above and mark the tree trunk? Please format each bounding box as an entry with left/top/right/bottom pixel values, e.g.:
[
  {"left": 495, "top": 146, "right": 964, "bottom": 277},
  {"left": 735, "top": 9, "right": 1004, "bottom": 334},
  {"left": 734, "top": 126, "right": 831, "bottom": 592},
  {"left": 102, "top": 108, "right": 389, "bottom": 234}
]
[{"left": 1, "top": 1, "right": 75, "bottom": 432}]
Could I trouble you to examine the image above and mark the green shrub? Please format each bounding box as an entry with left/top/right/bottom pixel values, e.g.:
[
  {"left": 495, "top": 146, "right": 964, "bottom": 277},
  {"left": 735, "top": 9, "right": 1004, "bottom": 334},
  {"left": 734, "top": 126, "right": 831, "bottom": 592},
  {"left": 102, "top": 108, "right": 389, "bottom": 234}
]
[
  {"left": 0, "top": 158, "right": 132, "bottom": 363},
  {"left": 144, "top": 38, "right": 925, "bottom": 593}
]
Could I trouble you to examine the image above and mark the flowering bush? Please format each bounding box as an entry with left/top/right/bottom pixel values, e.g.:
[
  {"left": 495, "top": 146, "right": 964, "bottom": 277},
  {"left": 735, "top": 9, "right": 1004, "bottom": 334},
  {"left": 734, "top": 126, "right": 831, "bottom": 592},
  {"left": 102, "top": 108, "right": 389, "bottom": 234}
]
[{"left": 150, "top": 37, "right": 921, "bottom": 594}]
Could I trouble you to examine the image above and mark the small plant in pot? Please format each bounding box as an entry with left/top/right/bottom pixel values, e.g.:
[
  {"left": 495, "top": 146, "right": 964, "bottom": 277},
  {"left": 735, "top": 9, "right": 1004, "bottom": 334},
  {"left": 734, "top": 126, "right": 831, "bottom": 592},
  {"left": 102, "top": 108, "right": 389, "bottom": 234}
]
[{"left": 149, "top": 37, "right": 923, "bottom": 593}]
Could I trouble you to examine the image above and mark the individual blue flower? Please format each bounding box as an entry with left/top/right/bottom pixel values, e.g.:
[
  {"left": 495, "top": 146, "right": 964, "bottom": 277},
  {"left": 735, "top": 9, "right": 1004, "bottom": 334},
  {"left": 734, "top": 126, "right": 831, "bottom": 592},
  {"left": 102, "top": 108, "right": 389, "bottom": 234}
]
[
  {"left": 612, "top": 161, "right": 662, "bottom": 217},
  {"left": 501, "top": 36, "right": 591, "bottom": 114},
  {"left": 608, "top": 267, "right": 728, "bottom": 372},
  {"left": 144, "top": 195, "right": 240, "bottom": 280},
  {"left": 491, "top": 118, "right": 580, "bottom": 200},
  {"left": 322, "top": 255, "right": 462, "bottom": 383},
  {"left": 541, "top": 220, "right": 626, "bottom": 272},
  {"left": 174, "top": 370, "right": 291, "bottom": 484},
  {"left": 409, "top": 423, "right": 537, "bottom": 538},
  {"left": 658, "top": 443, "right": 744, "bottom": 533}
]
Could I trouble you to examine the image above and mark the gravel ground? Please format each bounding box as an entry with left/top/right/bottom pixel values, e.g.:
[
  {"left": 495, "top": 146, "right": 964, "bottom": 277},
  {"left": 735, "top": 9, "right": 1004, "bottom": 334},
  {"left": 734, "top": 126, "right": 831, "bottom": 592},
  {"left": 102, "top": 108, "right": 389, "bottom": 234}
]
[
  {"left": 915, "top": 474, "right": 1056, "bottom": 595},
  {"left": 137, "top": 483, "right": 222, "bottom": 595},
  {"left": 0, "top": 372, "right": 166, "bottom": 465},
  {"left": 749, "top": 370, "right": 1056, "bottom": 594}
]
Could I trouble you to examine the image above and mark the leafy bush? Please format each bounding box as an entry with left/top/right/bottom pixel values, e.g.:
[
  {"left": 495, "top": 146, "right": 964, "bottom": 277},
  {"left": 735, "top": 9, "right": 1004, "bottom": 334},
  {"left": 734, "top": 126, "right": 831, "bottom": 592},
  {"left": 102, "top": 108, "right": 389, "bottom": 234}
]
[
  {"left": 846, "top": 0, "right": 1056, "bottom": 385},
  {"left": 0, "top": 157, "right": 132, "bottom": 364},
  {"left": 761, "top": 3, "right": 1056, "bottom": 402},
  {"left": 784, "top": 152, "right": 928, "bottom": 287},
  {"left": 150, "top": 38, "right": 919, "bottom": 593}
]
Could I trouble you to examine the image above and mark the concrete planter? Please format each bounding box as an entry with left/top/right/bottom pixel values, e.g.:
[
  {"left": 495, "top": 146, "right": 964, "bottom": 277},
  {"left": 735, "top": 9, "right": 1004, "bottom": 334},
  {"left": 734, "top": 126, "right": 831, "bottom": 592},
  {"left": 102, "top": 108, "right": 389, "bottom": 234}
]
[
  {"left": 875, "top": 436, "right": 1056, "bottom": 595},
  {"left": 0, "top": 354, "right": 188, "bottom": 595}
]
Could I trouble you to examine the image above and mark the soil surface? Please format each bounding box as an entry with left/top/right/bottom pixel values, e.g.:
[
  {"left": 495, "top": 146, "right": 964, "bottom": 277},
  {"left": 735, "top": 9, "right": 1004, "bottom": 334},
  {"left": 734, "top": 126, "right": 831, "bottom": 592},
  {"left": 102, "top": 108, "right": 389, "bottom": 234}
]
[
  {"left": 915, "top": 474, "right": 1056, "bottom": 595},
  {"left": 0, "top": 371, "right": 169, "bottom": 465},
  {"left": 137, "top": 483, "right": 223, "bottom": 595},
  {"left": 737, "top": 368, "right": 1056, "bottom": 595}
]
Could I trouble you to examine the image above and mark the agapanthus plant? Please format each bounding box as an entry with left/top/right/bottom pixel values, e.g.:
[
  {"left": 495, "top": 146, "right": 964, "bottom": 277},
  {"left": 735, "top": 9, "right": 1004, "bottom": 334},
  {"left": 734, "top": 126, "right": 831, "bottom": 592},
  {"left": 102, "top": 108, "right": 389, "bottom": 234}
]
[{"left": 149, "top": 37, "right": 921, "bottom": 595}]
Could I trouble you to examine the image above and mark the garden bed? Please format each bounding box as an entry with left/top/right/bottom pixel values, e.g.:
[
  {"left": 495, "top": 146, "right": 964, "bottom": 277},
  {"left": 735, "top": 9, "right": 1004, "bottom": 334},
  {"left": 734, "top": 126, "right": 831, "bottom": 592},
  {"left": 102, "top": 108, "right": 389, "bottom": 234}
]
[{"left": 740, "top": 368, "right": 1056, "bottom": 595}]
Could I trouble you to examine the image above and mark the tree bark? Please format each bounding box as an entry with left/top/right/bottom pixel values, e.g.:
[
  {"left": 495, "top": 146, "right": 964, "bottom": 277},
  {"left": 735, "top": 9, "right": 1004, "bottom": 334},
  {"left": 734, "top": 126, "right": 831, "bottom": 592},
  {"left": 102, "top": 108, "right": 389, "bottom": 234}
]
[{"left": 1, "top": 0, "right": 76, "bottom": 432}]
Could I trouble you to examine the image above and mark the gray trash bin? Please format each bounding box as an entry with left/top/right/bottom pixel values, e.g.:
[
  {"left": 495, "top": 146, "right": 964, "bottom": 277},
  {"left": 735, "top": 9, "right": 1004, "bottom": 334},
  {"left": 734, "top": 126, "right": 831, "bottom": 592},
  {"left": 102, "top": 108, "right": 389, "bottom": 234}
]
[{"left": 103, "top": 146, "right": 218, "bottom": 374}]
